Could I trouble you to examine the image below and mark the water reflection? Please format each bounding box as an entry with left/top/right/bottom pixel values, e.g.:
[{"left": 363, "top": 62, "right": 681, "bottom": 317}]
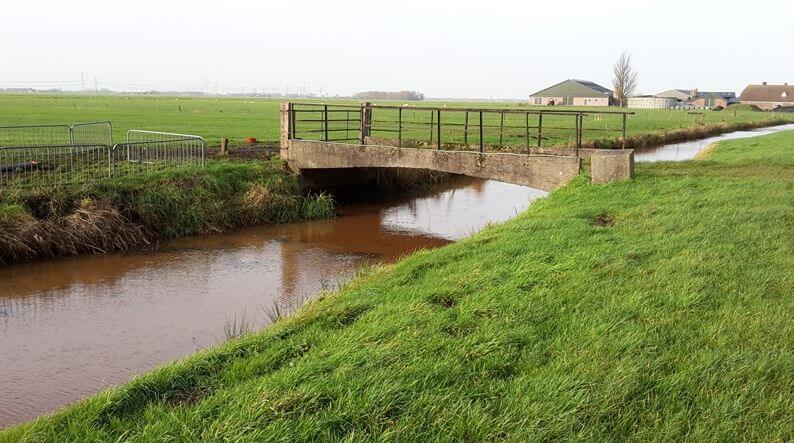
[{"left": 0, "top": 177, "right": 545, "bottom": 427}]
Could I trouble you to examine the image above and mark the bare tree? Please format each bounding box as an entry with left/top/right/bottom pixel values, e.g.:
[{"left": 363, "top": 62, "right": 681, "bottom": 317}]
[{"left": 612, "top": 52, "right": 638, "bottom": 107}]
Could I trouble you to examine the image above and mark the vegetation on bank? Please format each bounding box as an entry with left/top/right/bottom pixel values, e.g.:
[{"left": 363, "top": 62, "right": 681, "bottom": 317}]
[
  {"left": 0, "top": 159, "right": 333, "bottom": 265},
  {"left": 4, "top": 131, "right": 792, "bottom": 440}
]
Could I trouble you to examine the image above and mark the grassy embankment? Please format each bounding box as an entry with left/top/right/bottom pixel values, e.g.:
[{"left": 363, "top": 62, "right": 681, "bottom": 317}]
[
  {"left": 0, "top": 159, "right": 333, "bottom": 265},
  {"left": 1, "top": 94, "right": 792, "bottom": 147},
  {"left": 4, "top": 129, "right": 792, "bottom": 440}
]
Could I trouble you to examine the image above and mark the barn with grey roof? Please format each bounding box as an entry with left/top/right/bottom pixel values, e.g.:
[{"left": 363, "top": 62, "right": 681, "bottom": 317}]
[{"left": 529, "top": 79, "right": 613, "bottom": 107}]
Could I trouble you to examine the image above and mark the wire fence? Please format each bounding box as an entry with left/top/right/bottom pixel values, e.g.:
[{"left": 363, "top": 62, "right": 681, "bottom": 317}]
[{"left": 0, "top": 123, "right": 205, "bottom": 189}]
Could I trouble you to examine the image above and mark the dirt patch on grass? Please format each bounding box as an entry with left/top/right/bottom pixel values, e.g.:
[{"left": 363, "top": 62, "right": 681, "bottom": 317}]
[{"left": 591, "top": 213, "right": 614, "bottom": 227}]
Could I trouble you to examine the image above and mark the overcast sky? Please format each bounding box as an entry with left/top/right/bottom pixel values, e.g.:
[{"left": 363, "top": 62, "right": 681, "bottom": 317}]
[{"left": 1, "top": 0, "right": 791, "bottom": 98}]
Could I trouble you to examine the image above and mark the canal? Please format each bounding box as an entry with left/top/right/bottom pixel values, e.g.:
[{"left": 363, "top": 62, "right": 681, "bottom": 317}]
[{"left": 0, "top": 176, "right": 544, "bottom": 427}]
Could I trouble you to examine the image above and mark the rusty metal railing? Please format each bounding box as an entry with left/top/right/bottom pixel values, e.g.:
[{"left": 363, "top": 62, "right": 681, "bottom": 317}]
[{"left": 287, "top": 103, "right": 634, "bottom": 155}]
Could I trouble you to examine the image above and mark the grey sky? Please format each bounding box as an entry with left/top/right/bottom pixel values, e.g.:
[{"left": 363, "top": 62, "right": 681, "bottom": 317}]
[{"left": 2, "top": 0, "right": 791, "bottom": 98}]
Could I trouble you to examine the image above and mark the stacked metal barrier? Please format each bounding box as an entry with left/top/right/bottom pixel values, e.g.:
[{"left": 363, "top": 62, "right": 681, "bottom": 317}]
[{"left": 0, "top": 123, "right": 205, "bottom": 189}]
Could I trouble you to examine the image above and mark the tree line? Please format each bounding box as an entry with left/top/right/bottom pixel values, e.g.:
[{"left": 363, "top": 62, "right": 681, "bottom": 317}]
[{"left": 352, "top": 90, "right": 425, "bottom": 101}]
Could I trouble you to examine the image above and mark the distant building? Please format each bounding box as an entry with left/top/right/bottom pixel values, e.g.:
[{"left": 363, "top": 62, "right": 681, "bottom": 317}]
[
  {"left": 740, "top": 83, "right": 794, "bottom": 110},
  {"left": 627, "top": 96, "right": 678, "bottom": 109},
  {"left": 655, "top": 89, "right": 694, "bottom": 101},
  {"left": 529, "top": 79, "right": 613, "bottom": 106},
  {"left": 688, "top": 92, "right": 735, "bottom": 109},
  {"left": 641, "top": 89, "right": 736, "bottom": 109}
]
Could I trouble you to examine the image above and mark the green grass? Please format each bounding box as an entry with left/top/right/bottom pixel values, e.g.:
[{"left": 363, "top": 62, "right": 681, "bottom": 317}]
[
  {"left": 0, "top": 158, "right": 333, "bottom": 264},
  {"left": 4, "top": 130, "right": 792, "bottom": 440},
  {"left": 1, "top": 94, "right": 791, "bottom": 147}
]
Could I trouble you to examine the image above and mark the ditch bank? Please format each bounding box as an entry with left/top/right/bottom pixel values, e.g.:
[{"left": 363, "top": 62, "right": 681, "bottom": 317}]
[
  {"left": 0, "top": 159, "right": 334, "bottom": 266},
  {"left": 0, "top": 161, "right": 454, "bottom": 266}
]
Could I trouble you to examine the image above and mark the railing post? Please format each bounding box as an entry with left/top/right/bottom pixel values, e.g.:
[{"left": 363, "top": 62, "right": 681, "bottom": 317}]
[
  {"left": 537, "top": 111, "right": 543, "bottom": 148},
  {"left": 429, "top": 110, "right": 434, "bottom": 146},
  {"left": 479, "top": 111, "right": 484, "bottom": 153},
  {"left": 464, "top": 111, "right": 469, "bottom": 147},
  {"left": 398, "top": 107, "right": 403, "bottom": 147},
  {"left": 359, "top": 102, "right": 371, "bottom": 145},
  {"left": 525, "top": 112, "right": 530, "bottom": 153},
  {"left": 499, "top": 112, "right": 504, "bottom": 146},
  {"left": 574, "top": 114, "right": 580, "bottom": 157},
  {"left": 323, "top": 104, "right": 329, "bottom": 142},
  {"left": 280, "top": 101, "right": 291, "bottom": 159},
  {"left": 437, "top": 109, "right": 442, "bottom": 150},
  {"left": 622, "top": 113, "right": 627, "bottom": 149}
]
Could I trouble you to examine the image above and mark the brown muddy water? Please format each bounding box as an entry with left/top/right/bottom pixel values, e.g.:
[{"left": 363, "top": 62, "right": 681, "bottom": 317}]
[{"left": 0, "top": 176, "right": 545, "bottom": 428}]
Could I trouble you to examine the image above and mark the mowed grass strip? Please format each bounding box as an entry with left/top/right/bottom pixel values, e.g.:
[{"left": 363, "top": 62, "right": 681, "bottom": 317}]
[{"left": 3, "top": 132, "right": 793, "bottom": 441}]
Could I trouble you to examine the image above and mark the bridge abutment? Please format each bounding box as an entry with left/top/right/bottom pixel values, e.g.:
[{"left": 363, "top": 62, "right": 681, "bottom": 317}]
[{"left": 591, "top": 150, "right": 635, "bottom": 185}]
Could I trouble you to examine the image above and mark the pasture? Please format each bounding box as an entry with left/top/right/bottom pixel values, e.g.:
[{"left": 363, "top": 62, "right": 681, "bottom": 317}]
[{"left": 1, "top": 94, "right": 790, "bottom": 148}]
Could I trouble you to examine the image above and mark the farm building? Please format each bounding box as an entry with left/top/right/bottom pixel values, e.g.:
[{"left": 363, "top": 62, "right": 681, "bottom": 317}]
[
  {"left": 688, "top": 91, "right": 736, "bottom": 108},
  {"left": 627, "top": 96, "right": 678, "bottom": 109},
  {"left": 655, "top": 89, "right": 694, "bottom": 101},
  {"left": 740, "top": 83, "right": 794, "bottom": 110},
  {"left": 529, "top": 79, "right": 613, "bottom": 106},
  {"left": 649, "top": 89, "right": 736, "bottom": 109}
]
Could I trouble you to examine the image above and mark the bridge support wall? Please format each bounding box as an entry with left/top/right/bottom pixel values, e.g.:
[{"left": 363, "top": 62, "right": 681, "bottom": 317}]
[{"left": 286, "top": 140, "right": 581, "bottom": 191}]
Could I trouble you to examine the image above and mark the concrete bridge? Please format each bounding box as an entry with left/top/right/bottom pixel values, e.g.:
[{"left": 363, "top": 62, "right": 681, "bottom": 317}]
[{"left": 279, "top": 102, "right": 634, "bottom": 191}]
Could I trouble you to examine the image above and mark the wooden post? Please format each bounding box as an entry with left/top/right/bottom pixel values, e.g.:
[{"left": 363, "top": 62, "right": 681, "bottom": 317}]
[
  {"left": 479, "top": 111, "right": 484, "bottom": 153},
  {"left": 525, "top": 112, "right": 530, "bottom": 153},
  {"left": 464, "top": 111, "right": 469, "bottom": 147},
  {"left": 621, "top": 113, "right": 627, "bottom": 149},
  {"left": 537, "top": 111, "right": 543, "bottom": 148},
  {"left": 221, "top": 138, "right": 228, "bottom": 156},
  {"left": 437, "top": 109, "right": 442, "bottom": 150},
  {"left": 398, "top": 107, "right": 403, "bottom": 147}
]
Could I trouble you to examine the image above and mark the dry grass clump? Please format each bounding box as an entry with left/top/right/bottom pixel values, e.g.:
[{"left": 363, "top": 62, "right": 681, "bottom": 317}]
[{"left": 0, "top": 199, "right": 152, "bottom": 264}]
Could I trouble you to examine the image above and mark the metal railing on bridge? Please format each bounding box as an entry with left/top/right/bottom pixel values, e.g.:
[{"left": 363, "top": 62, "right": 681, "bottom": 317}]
[
  {"left": 0, "top": 123, "right": 205, "bottom": 189},
  {"left": 288, "top": 103, "right": 634, "bottom": 155}
]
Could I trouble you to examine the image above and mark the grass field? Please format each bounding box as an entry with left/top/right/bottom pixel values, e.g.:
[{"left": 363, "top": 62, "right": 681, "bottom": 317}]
[
  {"left": 4, "top": 130, "right": 792, "bottom": 440},
  {"left": 1, "top": 94, "right": 792, "bottom": 147}
]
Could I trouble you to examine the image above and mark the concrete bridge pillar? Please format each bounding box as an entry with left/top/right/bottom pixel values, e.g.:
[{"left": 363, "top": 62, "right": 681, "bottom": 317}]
[
  {"left": 280, "top": 102, "right": 291, "bottom": 160},
  {"left": 591, "top": 150, "right": 634, "bottom": 184}
]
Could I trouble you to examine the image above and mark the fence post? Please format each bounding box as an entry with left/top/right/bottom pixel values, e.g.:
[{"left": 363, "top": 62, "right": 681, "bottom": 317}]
[
  {"left": 359, "top": 102, "right": 372, "bottom": 145},
  {"left": 479, "top": 111, "right": 484, "bottom": 153},
  {"left": 499, "top": 112, "right": 504, "bottom": 146},
  {"left": 622, "top": 113, "right": 627, "bottom": 149},
  {"left": 323, "top": 104, "right": 329, "bottom": 142},
  {"left": 464, "top": 111, "right": 469, "bottom": 147},
  {"left": 429, "top": 110, "right": 434, "bottom": 145},
  {"left": 437, "top": 109, "right": 442, "bottom": 150},
  {"left": 574, "top": 114, "right": 580, "bottom": 157},
  {"left": 280, "top": 102, "right": 291, "bottom": 159},
  {"left": 537, "top": 111, "right": 543, "bottom": 148},
  {"left": 221, "top": 138, "right": 228, "bottom": 156},
  {"left": 398, "top": 107, "right": 403, "bottom": 147},
  {"left": 525, "top": 112, "right": 530, "bottom": 153}
]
